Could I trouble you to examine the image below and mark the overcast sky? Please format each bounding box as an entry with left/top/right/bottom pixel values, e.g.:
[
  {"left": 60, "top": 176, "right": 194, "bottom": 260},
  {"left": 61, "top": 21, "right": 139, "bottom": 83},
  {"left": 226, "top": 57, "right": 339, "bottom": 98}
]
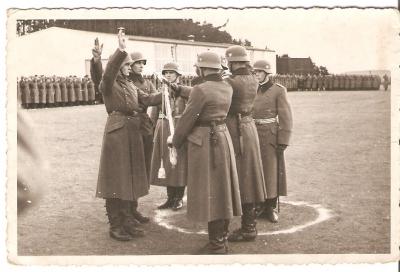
[{"left": 187, "top": 8, "right": 398, "bottom": 73}]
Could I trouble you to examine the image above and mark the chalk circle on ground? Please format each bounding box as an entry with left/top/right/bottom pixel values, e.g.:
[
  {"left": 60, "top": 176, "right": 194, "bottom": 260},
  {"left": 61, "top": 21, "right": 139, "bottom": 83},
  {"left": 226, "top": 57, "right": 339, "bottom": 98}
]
[{"left": 154, "top": 200, "right": 333, "bottom": 236}]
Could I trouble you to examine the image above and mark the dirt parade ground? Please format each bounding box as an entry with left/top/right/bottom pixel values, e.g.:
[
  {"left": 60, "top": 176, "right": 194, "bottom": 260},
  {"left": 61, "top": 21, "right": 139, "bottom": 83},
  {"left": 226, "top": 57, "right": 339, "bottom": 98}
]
[{"left": 17, "top": 90, "right": 391, "bottom": 255}]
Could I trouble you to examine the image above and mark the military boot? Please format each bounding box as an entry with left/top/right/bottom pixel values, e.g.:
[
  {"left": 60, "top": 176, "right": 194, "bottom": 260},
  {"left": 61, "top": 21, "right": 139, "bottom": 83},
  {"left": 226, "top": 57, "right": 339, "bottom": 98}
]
[
  {"left": 263, "top": 198, "right": 278, "bottom": 223},
  {"left": 228, "top": 203, "right": 257, "bottom": 242},
  {"left": 121, "top": 201, "right": 145, "bottom": 238},
  {"left": 105, "top": 198, "right": 132, "bottom": 241},
  {"left": 171, "top": 187, "right": 185, "bottom": 211},
  {"left": 157, "top": 186, "right": 175, "bottom": 209},
  {"left": 131, "top": 200, "right": 150, "bottom": 223},
  {"left": 197, "top": 220, "right": 228, "bottom": 254}
]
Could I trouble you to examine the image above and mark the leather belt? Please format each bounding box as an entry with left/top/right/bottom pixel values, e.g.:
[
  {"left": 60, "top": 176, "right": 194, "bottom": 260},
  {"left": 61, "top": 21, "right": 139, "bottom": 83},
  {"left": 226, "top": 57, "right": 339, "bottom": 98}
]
[
  {"left": 254, "top": 117, "right": 277, "bottom": 125},
  {"left": 195, "top": 119, "right": 226, "bottom": 169},
  {"left": 195, "top": 119, "right": 226, "bottom": 127},
  {"left": 108, "top": 110, "right": 139, "bottom": 117}
]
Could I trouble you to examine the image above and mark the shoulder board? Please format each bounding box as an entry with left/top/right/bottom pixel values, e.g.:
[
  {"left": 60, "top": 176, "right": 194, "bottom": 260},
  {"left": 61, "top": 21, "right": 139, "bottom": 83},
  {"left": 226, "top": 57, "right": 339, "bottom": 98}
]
[{"left": 275, "top": 83, "right": 286, "bottom": 90}]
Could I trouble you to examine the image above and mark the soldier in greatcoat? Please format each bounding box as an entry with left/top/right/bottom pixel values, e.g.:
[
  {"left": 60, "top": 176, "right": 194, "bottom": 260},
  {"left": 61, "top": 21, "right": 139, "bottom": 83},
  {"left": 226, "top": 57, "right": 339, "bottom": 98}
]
[
  {"left": 20, "top": 77, "right": 31, "bottom": 109},
  {"left": 223, "top": 45, "right": 267, "bottom": 242},
  {"left": 53, "top": 76, "right": 62, "bottom": 107},
  {"left": 87, "top": 78, "right": 96, "bottom": 104},
  {"left": 73, "top": 77, "right": 83, "bottom": 105},
  {"left": 332, "top": 74, "right": 339, "bottom": 90},
  {"left": 81, "top": 76, "right": 89, "bottom": 104},
  {"left": 252, "top": 60, "right": 293, "bottom": 223},
  {"left": 168, "top": 51, "right": 242, "bottom": 254},
  {"left": 96, "top": 30, "right": 163, "bottom": 241},
  {"left": 150, "top": 62, "right": 187, "bottom": 211},
  {"left": 45, "top": 77, "right": 55, "bottom": 107},
  {"left": 128, "top": 52, "right": 158, "bottom": 185},
  {"left": 297, "top": 74, "right": 304, "bottom": 91},
  {"left": 316, "top": 74, "right": 323, "bottom": 91},
  {"left": 67, "top": 76, "right": 76, "bottom": 106},
  {"left": 383, "top": 74, "right": 390, "bottom": 91},
  {"left": 311, "top": 74, "right": 318, "bottom": 91},
  {"left": 30, "top": 76, "right": 40, "bottom": 109},
  {"left": 90, "top": 41, "right": 156, "bottom": 224},
  {"left": 38, "top": 77, "right": 46, "bottom": 108},
  {"left": 304, "top": 74, "right": 312, "bottom": 91},
  {"left": 60, "top": 77, "right": 68, "bottom": 106}
]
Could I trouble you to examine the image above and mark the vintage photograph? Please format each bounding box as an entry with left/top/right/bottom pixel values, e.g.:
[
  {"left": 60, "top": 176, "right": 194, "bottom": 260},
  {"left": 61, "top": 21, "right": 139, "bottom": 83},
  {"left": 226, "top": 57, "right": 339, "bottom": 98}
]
[{"left": 6, "top": 6, "right": 399, "bottom": 265}]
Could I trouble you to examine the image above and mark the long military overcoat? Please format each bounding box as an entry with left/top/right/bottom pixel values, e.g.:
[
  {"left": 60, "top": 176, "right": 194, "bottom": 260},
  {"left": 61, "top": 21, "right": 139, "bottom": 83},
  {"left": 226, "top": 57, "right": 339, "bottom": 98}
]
[
  {"left": 150, "top": 84, "right": 188, "bottom": 188},
  {"left": 225, "top": 67, "right": 267, "bottom": 204},
  {"left": 96, "top": 49, "right": 162, "bottom": 201},
  {"left": 172, "top": 74, "right": 242, "bottom": 222},
  {"left": 54, "top": 80, "right": 62, "bottom": 103},
  {"left": 254, "top": 81, "right": 293, "bottom": 198}
]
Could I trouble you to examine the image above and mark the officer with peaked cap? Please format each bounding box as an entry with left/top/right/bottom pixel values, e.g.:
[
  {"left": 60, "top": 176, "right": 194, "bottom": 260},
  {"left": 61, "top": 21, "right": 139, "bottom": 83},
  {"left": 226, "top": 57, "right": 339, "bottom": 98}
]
[
  {"left": 151, "top": 62, "right": 188, "bottom": 211},
  {"left": 252, "top": 59, "right": 293, "bottom": 223},
  {"left": 96, "top": 29, "right": 163, "bottom": 241},
  {"left": 223, "top": 45, "right": 267, "bottom": 242},
  {"left": 168, "top": 51, "right": 241, "bottom": 254}
]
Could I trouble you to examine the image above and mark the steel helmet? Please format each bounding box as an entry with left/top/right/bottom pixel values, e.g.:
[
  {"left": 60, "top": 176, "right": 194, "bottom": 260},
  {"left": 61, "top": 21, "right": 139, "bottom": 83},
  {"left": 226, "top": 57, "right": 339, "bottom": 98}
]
[
  {"left": 196, "top": 51, "right": 222, "bottom": 69},
  {"left": 253, "top": 59, "right": 272, "bottom": 74},
  {"left": 130, "top": 51, "right": 147, "bottom": 64},
  {"left": 225, "top": 45, "right": 250, "bottom": 62},
  {"left": 162, "top": 62, "right": 182, "bottom": 75}
]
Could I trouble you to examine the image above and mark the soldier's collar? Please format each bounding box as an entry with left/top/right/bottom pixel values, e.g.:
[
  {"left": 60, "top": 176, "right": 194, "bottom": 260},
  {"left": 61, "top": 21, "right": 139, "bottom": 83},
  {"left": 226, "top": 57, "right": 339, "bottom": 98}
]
[
  {"left": 203, "top": 73, "right": 223, "bottom": 82},
  {"left": 129, "top": 72, "right": 145, "bottom": 83},
  {"left": 259, "top": 80, "right": 273, "bottom": 92},
  {"left": 232, "top": 67, "right": 251, "bottom": 75}
]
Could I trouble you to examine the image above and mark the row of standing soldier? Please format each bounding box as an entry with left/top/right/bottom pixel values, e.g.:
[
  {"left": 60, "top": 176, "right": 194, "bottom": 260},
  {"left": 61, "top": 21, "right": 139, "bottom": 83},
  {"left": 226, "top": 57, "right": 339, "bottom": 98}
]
[
  {"left": 17, "top": 75, "right": 98, "bottom": 109},
  {"left": 17, "top": 73, "right": 388, "bottom": 110},
  {"left": 273, "top": 73, "right": 385, "bottom": 91},
  {"left": 93, "top": 30, "right": 293, "bottom": 254}
]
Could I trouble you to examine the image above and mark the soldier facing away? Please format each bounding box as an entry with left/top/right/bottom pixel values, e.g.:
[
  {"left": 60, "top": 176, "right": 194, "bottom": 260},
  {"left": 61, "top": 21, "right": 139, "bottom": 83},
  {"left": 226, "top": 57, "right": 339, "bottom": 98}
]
[
  {"left": 223, "top": 45, "right": 267, "bottom": 243},
  {"left": 168, "top": 51, "right": 242, "bottom": 254}
]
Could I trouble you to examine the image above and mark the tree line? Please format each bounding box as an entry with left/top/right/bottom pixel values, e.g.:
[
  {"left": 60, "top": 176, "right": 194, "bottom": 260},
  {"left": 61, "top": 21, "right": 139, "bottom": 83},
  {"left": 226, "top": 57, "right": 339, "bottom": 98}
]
[{"left": 16, "top": 19, "right": 252, "bottom": 46}]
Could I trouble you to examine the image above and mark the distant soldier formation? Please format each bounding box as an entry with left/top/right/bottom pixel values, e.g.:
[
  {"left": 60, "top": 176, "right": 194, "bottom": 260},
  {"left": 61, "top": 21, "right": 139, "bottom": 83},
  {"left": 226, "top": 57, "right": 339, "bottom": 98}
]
[
  {"left": 17, "top": 73, "right": 388, "bottom": 109},
  {"left": 272, "top": 74, "right": 385, "bottom": 91}
]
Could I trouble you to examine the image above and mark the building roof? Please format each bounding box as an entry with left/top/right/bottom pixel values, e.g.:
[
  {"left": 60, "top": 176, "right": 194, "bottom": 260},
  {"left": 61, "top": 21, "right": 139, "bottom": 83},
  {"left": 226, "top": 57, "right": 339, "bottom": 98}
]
[{"left": 33, "top": 27, "right": 274, "bottom": 53}]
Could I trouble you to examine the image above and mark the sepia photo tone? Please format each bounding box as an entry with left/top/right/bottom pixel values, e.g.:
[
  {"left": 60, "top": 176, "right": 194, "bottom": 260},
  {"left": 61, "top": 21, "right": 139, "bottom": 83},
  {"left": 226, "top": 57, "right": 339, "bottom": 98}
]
[{"left": 6, "top": 7, "right": 399, "bottom": 265}]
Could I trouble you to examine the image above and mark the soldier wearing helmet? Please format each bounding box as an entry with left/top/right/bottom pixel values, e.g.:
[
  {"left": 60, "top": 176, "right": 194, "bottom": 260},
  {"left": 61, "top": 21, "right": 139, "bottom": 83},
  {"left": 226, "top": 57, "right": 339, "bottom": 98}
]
[
  {"left": 222, "top": 45, "right": 267, "bottom": 243},
  {"left": 252, "top": 59, "right": 293, "bottom": 223},
  {"left": 151, "top": 62, "right": 188, "bottom": 212},
  {"left": 96, "top": 30, "right": 163, "bottom": 241},
  {"left": 127, "top": 51, "right": 159, "bottom": 224},
  {"left": 90, "top": 40, "right": 156, "bottom": 224},
  {"left": 168, "top": 51, "right": 241, "bottom": 254}
]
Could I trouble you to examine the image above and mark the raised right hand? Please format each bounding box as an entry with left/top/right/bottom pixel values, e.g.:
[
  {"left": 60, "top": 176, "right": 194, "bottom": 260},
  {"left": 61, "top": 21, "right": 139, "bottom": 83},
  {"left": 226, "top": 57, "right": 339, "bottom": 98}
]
[
  {"left": 92, "top": 37, "right": 103, "bottom": 60},
  {"left": 118, "top": 29, "right": 126, "bottom": 51}
]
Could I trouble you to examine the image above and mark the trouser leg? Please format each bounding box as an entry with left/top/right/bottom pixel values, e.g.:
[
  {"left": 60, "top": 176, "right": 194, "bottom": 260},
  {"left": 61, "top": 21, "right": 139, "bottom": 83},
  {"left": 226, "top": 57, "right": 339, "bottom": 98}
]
[
  {"left": 171, "top": 186, "right": 185, "bottom": 211},
  {"left": 158, "top": 186, "right": 175, "bottom": 209},
  {"left": 228, "top": 203, "right": 257, "bottom": 242},
  {"left": 197, "top": 219, "right": 228, "bottom": 254},
  {"left": 264, "top": 197, "right": 279, "bottom": 223},
  {"left": 130, "top": 199, "right": 150, "bottom": 223},
  {"left": 105, "top": 198, "right": 132, "bottom": 241},
  {"left": 120, "top": 200, "right": 145, "bottom": 237}
]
